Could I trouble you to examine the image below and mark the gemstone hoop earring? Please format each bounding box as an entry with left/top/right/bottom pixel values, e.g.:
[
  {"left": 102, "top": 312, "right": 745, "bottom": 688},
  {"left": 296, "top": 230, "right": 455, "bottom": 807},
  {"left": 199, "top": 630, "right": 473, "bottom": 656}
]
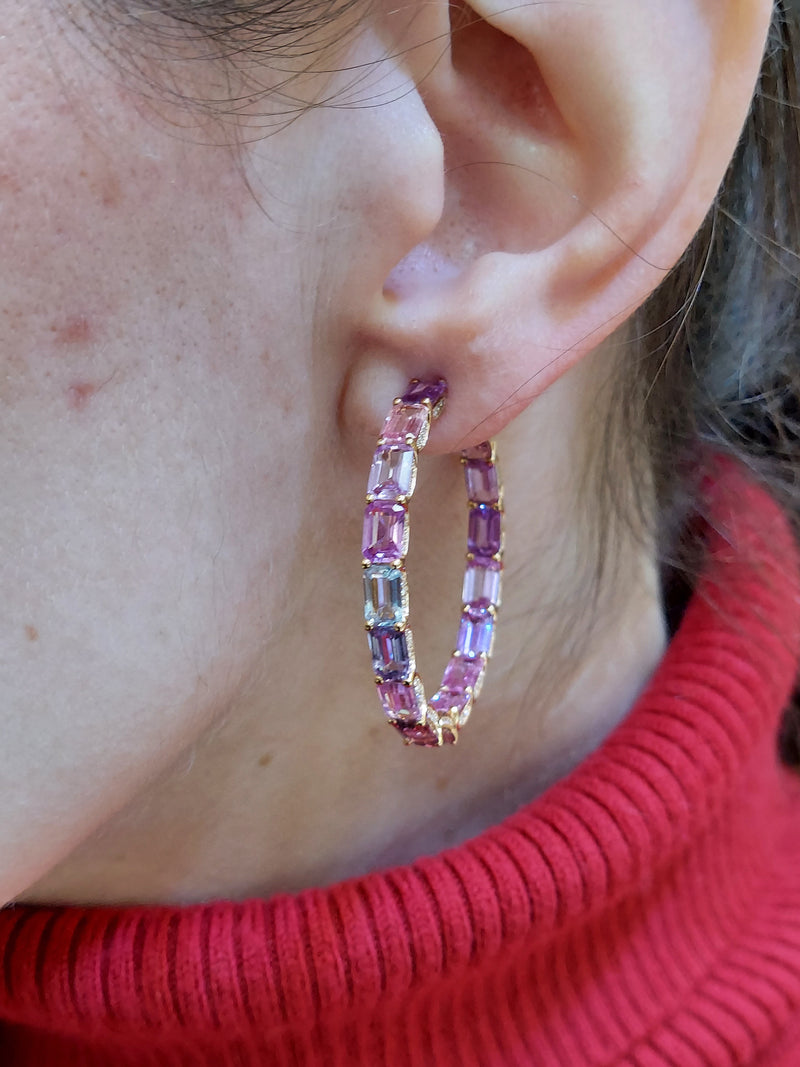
[{"left": 361, "top": 379, "right": 504, "bottom": 747}]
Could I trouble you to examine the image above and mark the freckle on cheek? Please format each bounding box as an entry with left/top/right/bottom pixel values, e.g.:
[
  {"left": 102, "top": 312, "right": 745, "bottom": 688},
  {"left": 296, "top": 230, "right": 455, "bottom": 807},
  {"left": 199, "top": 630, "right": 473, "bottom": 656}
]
[
  {"left": 101, "top": 174, "right": 123, "bottom": 209},
  {"left": 0, "top": 172, "right": 22, "bottom": 195},
  {"left": 66, "top": 382, "right": 98, "bottom": 411},
  {"left": 51, "top": 316, "right": 92, "bottom": 346}
]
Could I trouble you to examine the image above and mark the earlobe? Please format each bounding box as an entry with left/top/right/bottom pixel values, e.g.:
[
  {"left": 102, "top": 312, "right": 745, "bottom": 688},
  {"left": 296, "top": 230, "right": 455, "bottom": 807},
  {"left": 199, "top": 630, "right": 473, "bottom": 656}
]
[{"left": 360, "top": 0, "right": 773, "bottom": 453}]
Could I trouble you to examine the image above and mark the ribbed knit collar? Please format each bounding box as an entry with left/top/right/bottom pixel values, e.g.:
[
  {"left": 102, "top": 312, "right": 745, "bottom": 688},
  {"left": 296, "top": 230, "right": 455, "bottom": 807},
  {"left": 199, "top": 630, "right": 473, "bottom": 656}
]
[{"left": 2, "top": 465, "right": 800, "bottom": 1066}]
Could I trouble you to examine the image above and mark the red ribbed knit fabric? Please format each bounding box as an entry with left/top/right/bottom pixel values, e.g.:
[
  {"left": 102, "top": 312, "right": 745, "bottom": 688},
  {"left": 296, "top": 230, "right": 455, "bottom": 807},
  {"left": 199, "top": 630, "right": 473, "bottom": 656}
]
[{"left": 2, "top": 467, "right": 800, "bottom": 1066}]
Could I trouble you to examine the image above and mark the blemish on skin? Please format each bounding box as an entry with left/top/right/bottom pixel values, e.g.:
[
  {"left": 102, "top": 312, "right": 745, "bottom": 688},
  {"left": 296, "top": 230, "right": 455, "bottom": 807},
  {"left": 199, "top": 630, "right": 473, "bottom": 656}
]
[
  {"left": 66, "top": 382, "right": 98, "bottom": 411},
  {"left": 51, "top": 316, "right": 92, "bottom": 346},
  {"left": 24, "top": 625, "right": 38, "bottom": 642},
  {"left": 100, "top": 174, "right": 123, "bottom": 209},
  {"left": 0, "top": 172, "right": 22, "bottom": 195},
  {"left": 435, "top": 775, "right": 450, "bottom": 793},
  {"left": 258, "top": 752, "right": 274, "bottom": 768}
]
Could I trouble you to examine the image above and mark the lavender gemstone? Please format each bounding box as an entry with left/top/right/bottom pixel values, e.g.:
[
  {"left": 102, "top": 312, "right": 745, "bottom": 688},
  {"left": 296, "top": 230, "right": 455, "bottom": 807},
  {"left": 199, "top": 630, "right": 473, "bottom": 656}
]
[
  {"left": 393, "top": 719, "right": 442, "bottom": 747},
  {"left": 461, "top": 441, "right": 493, "bottom": 463},
  {"left": 362, "top": 501, "right": 407, "bottom": 564},
  {"left": 467, "top": 504, "right": 503, "bottom": 558},
  {"left": 364, "top": 565, "right": 406, "bottom": 627},
  {"left": 441, "top": 656, "right": 483, "bottom": 695},
  {"left": 462, "top": 559, "right": 502, "bottom": 609},
  {"left": 378, "top": 680, "right": 423, "bottom": 723},
  {"left": 456, "top": 607, "right": 495, "bottom": 658},
  {"left": 464, "top": 460, "right": 500, "bottom": 504},
  {"left": 369, "top": 628, "right": 413, "bottom": 681},
  {"left": 401, "top": 378, "right": 447, "bottom": 407},
  {"left": 368, "top": 446, "right": 416, "bottom": 500},
  {"left": 380, "top": 404, "right": 430, "bottom": 447}
]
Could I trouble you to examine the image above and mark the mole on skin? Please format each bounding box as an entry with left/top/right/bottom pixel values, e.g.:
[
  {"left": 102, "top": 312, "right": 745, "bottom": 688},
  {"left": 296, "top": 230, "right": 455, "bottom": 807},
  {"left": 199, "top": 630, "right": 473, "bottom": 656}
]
[{"left": 24, "top": 625, "right": 38, "bottom": 642}]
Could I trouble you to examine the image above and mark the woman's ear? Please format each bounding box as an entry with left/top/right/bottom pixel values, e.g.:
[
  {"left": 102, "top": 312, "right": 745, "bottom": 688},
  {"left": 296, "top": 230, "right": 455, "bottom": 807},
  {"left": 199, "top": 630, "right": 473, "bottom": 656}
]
[{"left": 360, "top": 0, "right": 773, "bottom": 451}]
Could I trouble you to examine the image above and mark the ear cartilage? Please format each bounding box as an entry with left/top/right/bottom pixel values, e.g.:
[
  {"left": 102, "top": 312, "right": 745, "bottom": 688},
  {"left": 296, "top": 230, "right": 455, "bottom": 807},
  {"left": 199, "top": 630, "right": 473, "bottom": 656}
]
[{"left": 362, "top": 378, "right": 504, "bottom": 746}]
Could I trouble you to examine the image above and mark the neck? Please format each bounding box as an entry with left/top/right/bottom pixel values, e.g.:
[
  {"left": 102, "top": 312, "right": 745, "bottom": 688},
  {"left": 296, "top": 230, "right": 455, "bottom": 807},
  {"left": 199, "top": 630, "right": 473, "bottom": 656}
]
[{"left": 20, "top": 355, "right": 667, "bottom": 905}]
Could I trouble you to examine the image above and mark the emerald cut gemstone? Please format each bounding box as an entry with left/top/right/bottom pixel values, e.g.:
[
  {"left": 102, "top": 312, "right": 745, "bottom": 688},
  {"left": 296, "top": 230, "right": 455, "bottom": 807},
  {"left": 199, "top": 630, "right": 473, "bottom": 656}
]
[
  {"left": 363, "top": 565, "right": 407, "bottom": 627},
  {"left": 362, "top": 501, "right": 407, "bottom": 564},
  {"left": 368, "top": 628, "right": 413, "bottom": 682},
  {"left": 462, "top": 560, "right": 502, "bottom": 608},
  {"left": 368, "top": 446, "right": 416, "bottom": 500}
]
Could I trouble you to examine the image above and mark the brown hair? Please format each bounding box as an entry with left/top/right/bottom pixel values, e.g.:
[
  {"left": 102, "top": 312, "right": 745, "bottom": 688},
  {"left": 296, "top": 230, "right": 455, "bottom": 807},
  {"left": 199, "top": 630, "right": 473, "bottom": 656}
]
[{"left": 623, "top": 0, "right": 800, "bottom": 763}]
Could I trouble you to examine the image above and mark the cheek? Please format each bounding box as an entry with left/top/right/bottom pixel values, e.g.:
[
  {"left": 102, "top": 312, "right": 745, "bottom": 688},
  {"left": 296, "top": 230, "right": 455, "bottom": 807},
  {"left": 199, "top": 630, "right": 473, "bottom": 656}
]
[
  {"left": 0, "top": 6, "right": 413, "bottom": 895},
  {"left": 0, "top": 52, "right": 315, "bottom": 745},
  {"left": 0, "top": 6, "right": 416, "bottom": 774}
]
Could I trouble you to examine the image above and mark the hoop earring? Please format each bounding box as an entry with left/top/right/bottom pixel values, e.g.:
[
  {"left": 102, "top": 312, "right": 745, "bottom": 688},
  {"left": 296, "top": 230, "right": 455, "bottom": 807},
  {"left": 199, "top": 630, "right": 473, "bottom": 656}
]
[{"left": 361, "top": 379, "right": 504, "bottom": 747}]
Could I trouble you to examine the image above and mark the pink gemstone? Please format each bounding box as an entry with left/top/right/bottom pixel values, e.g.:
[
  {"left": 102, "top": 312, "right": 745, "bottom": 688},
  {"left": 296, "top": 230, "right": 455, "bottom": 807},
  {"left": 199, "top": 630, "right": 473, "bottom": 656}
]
[
  {"left": 464, "top": 460, "right": 500, "bottom": 504},
  {"left": 457, "top": 607, "right": 495, "bottom": 658},
  {"left": 429, "top": 688, "right": 472, "bottom": 728},
  {"left": 380, "top": 403, "right": 430, "bottom": 447},
  {"left": 468, "top": 505, "right": 502, "bottom": 558},
  {"left": 378, "top": 680, "right": 423, "bottom": 722},
  {"left": 461, "top": 441, "right": 493, "bottom": 462},
  {"left": 462, "top": 560, "right": 502, "bottom": 608},
  {"left": 368, "top": 446, "right": 415, "bottom": 500},
  {"left": 362, "top": 501, "right": 407, "bottom": 563},
  {"left": 442, "top": 656, "right": 483, "bottom": 694},
  {"left": 393, "top": 719, "right": 442, "bottom": 747},
  {"left": 401, "top": 378, "right": 447, "bottom": 407}
]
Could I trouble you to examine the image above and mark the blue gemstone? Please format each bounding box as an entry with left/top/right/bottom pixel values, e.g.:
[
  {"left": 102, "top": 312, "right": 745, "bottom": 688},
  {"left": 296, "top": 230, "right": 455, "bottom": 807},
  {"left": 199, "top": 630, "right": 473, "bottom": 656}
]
[
  {"left": 368, "top": 628, "right": 412, "bottom": 682},
  {"left": 363, "top": 565, "right": 406, "bottom": 627}
]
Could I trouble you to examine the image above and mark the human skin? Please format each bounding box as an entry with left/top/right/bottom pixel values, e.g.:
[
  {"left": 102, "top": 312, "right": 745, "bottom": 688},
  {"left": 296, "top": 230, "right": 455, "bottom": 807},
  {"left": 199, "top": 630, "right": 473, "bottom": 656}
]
[{"left": 0, "top": 0, "right": 771, "bottom": 904}]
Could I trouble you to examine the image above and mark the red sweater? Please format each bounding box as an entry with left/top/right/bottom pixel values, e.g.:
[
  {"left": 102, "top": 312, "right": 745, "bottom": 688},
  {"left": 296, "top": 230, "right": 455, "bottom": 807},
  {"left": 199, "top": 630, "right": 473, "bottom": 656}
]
[{"left": 2, "top": 469, "right": 800, "bottom": 1066}]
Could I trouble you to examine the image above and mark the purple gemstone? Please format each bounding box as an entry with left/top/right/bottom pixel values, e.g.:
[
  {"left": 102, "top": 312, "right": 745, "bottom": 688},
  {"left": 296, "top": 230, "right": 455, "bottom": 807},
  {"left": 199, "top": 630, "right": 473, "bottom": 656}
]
[
  {"left": 462, "top": 560, "right": 502, "bottom": 609},
  {"left": 464, "top": 460, "right": 500, "bottom": 504},
  {"left": 401, "top": 378, "right": 447, "bottom": 407},
  {"left": 456, "top": 607, "right": 495, "bottom": 658},
  {"left": 378, "top": 680, "right": 423, "bottom": 722},
  {"left": 380, "top": 404, "right": 430, "bottom": 447},
  {"left": 441, "top": 656, "right": 483, "bottom": 695},
  {"left": 369, "top": 628, "right": 412, "bottom": 681},
  {"left": 392, "top": 719, "right": 442, "bottom": 747},
  {"left": 461, "top": 441, "right": 493, "bottom": 462},
  {"left": 362, "top": 501, "right": 407, "bottom": 563},
  {"left": 468, "top": 504, "right": 502, "bottom": 558},
  {"left": 368, "top": 446, "right": 415, "bottom": 500}
]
